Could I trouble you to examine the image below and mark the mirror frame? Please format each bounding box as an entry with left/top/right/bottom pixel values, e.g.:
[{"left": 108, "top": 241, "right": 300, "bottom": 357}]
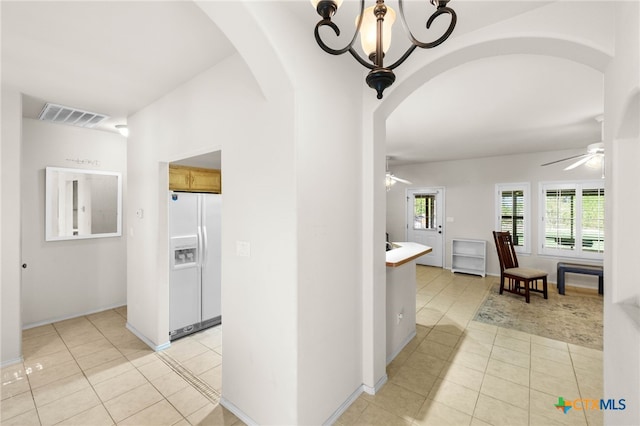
[{"left": 45, "top": 166, "right": 123, "bottom": 241}]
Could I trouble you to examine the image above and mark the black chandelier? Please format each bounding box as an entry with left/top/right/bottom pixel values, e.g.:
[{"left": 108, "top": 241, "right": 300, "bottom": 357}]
[{"left": 312, "top": 0, "right": 457, "bottom": 99}]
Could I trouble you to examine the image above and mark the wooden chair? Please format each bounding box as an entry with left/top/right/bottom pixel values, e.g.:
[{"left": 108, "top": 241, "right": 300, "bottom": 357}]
[{"left": 492, "top": 231, "right": 548, "bottom": 303}]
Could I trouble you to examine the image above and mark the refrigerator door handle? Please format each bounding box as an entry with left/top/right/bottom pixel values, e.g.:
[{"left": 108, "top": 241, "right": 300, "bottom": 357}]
[
  {"left": 202, "top": 225, "right": 208, "bottom": 267},
  {"left": 197, "top": 225, "right": 203, "bottom": 266}
]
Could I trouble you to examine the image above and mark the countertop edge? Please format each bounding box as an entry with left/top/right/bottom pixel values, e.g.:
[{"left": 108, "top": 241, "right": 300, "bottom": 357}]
[{"left": 385, "top": 242, "right": 432, "bottom": 268}]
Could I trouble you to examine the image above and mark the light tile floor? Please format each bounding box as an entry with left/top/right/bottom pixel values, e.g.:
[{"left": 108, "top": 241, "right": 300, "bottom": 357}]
[
  {"left": 1, "top": 266, "right": 603, "bottom": 425},
  {"left": 1, "top": 307, "right": 239, "bottom": 426},
  {"left": 337, "top": 266, "right": 604, "bottom": 426}
]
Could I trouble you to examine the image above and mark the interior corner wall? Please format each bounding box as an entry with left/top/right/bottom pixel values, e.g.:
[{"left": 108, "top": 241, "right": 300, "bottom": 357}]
[
  {"left": 1, "top": 87, "right": 23, "bottom": 365},
  {"left": 20, "top": 118, "right": 127, "bottom": 327},
  {"left": 386, "top": 150, "right": 604, "bottom": 288}
]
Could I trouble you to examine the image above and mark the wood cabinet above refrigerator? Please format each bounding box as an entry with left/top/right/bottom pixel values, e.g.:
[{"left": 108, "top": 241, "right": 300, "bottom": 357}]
[{"left": 169, "top": 164, "right": 221, "bottom": 193}]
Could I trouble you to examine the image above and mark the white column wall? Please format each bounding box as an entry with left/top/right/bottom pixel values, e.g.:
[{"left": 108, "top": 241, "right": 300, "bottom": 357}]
[
  {"left": 295, "top": 84, "right": 365, "bottom": 424},
  {"left": 603, "top": 2, "right": 640, "bottom": 425},
  {"left": 1, "top": 87, "right": 23, "bottom": 365},
  {"left": 361, "top": 111, "right": 390, "bottom": 392}
]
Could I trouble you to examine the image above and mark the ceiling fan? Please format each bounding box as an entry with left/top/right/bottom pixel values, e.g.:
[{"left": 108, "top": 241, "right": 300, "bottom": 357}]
[
  {"left": 386, "top": 157, "right": 412, "bottom": 191},
  {"left": 540, "top": 142, "right": 604, "bottom": 171},
  {"left": 541, "top": 116, "right": 605, "bottom": 175}
]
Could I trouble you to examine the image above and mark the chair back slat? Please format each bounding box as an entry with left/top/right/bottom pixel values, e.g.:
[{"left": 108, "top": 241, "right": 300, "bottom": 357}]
[{"left": 492, "top": 231, "right": 519, "bottom": 271}]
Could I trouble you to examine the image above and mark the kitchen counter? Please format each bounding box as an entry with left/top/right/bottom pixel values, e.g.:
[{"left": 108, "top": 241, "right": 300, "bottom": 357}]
[
  {"left": 386, "top": 242, "right": 432, "bottom": 267},
  {"left": 385, "top": 242, "right": 432, "bottom": 364}
]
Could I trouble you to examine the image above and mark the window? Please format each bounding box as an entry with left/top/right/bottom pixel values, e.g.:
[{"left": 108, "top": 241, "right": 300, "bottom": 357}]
[
  {"left": 540, "top": 181, "right": 604, "bottom": 259},
  {"left": 496, "top": 183, "right": 530, "bottom": 254},
  {"left": 413, "top": 194, "right": 437, "bottom": 230}
]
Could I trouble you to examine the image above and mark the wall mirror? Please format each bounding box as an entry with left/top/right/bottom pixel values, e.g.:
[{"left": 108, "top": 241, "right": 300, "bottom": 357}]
[{"left": 45, "top": 167, "right": 122, "bottom": 241}]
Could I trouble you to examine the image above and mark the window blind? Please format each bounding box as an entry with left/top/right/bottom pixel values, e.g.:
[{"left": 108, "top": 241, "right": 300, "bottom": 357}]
[{"left": 500, "top": 190, "right": 525, "bottom": 247}]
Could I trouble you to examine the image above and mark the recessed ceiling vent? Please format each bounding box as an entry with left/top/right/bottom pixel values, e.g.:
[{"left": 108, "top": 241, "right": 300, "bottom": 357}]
[{"left": 38, "top": 103, "right": 109, "bottom": 128}]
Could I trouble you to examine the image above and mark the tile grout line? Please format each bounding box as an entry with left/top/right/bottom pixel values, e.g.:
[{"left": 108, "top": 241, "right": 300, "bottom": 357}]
[
  {"left": 155, "top": 350, "right": 221, "bottom": 404},
  {"left": 53, "top": 312, "right": 119, "bottom": 426},
  {"left": 85, "top": 309, "right": 192, "bottom": 425},
  {"left": 90, "top": 309, "right": 189, "bottom": 425}
]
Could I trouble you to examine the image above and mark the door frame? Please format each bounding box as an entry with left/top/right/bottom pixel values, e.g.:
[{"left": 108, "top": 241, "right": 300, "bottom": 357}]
[{"left": 405, "top": 187, "right": 446, "bottom": 268}]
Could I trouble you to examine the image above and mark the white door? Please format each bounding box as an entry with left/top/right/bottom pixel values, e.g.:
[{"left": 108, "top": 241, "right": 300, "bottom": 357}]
[{"left": 406, "top": 188, "right": 444, "bottom": 267}]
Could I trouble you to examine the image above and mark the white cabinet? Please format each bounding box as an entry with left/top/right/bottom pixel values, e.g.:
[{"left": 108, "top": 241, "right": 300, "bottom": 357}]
[{"left": 451, "top": 239, "right": 486, "bottom": 277}]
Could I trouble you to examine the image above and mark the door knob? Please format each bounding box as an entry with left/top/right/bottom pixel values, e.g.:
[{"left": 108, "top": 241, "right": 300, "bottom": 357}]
[{"left": 22, "top": 263, "right": 27, "bottom": 269}]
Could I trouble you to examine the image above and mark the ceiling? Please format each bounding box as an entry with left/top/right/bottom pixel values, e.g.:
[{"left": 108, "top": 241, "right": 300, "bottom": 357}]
[
  {"left": 2, "top": 1, "right": 236, "bottom": 134},
  {"left": 386, "top": 54, "right": 603, "bottom": 165},
  {"left": 2, "top": 1, "right": 603, "bottom": 168}
]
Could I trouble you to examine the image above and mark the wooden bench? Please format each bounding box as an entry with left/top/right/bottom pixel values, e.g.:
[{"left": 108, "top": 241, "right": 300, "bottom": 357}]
[{"left": 557, "top": 262, "right": 603, "bottom": 295}]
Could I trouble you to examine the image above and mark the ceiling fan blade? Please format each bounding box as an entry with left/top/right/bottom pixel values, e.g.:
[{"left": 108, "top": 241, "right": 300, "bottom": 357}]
[
  {"left": 541, "top": 153, "right": 587, "bottom": 167},
  {"left": 564, "top": 155, "right": 594, "bottom": 171},
  {"left": 390, "top": 175, "right": 412, "bottom": 184}
]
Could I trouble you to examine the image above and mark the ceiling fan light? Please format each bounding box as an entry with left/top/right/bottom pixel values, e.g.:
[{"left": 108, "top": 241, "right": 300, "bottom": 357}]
[
  {"left": 386, "top": 174, "right": 396, "bottom": 190},
  {"left": 586, "top": 155, "right": 604, "bottom": 169},
  {"left": 587, "top": 142, "right": 604, "bottom": 155}
]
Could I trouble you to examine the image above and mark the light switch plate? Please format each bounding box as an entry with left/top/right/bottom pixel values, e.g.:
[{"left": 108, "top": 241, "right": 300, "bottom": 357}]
[{"left": 236, "top": 241, "right": 251, "bottom": 257}]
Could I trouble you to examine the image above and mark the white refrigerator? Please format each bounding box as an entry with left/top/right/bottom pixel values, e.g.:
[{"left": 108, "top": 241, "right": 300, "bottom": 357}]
[{"left": 169, "top": 191, "right": 221, "bottom": 340}]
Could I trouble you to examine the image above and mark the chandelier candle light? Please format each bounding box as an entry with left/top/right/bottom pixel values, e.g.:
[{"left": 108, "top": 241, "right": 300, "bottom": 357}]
[{"left": 311, "top": 0, "right": 457, "bottom": 99}]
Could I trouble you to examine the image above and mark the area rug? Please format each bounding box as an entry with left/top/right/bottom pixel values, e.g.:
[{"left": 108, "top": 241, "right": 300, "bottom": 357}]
[{"left": 473, "top": 283, "right": 603, "bottom": 350}]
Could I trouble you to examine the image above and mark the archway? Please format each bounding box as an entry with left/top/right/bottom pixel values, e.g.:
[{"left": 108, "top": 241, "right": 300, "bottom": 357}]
[{"left": 362, "top": 33, "right": 612, "bottom": 390}]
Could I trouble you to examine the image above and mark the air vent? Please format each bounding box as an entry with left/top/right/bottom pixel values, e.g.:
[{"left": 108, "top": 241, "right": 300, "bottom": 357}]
[{"left": 38, "top": 103, "right": 109, "bottom": 128}]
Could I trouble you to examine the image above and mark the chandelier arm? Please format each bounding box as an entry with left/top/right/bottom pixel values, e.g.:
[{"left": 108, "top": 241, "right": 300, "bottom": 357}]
[
  {"left": 313, "top": 0, "right": 366, "bottom": 57},
  {"left": 397, "top": 1, "right": 457, "bottom": 50},
  {"left": 349, "top": 47, "right": 376, "bottom": 70},
  {"left": 387, "top": 44, "right": 418, "bottom": 70}
]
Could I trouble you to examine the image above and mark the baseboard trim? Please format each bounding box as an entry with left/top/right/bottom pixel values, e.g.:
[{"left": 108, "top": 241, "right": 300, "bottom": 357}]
[
  {"left": 220, "top": 384, "right": 368, "bottom": 426},
  {"left": 323, "top": 384, "right": 364, "bottom": 425},
  {"left": 386, "top": 329, "right": 416, "bottom": 365},
  {"left": 22, "top": 303, "right": 127, "bottom": 330},
  {"left": 0, "top": 356, "right": 24, "bottom": 368},
  {"left": 363, "top": 374, "right": 388, "bottom": 395},
  {"left": 220, "top": 397, "right": 259, "bottom": 426},
  {"left": 126, "top": 322, "right": 171, "bottom": 352}
]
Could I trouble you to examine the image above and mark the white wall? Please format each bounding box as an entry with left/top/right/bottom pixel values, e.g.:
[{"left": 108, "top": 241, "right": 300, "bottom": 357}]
[
  {"left": 295, "top": 83, "right": 365, "bottom": 424},
  {"left": 387, "top": 149, "right": 604, "bottom": 288},
  {"left": 20, "top": 118, "right": 127, "bottom": 327},
  {"left": 603, "top": 2, "right": 640, "bottom": 425},
  {"left": 1, "top": 87, "right": 23, "bottom": 365}
]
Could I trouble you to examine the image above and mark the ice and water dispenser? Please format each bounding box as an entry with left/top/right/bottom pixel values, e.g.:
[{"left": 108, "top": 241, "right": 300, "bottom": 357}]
[{"left": 170, "top": 235, "right": 198, "bottom": 269}]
